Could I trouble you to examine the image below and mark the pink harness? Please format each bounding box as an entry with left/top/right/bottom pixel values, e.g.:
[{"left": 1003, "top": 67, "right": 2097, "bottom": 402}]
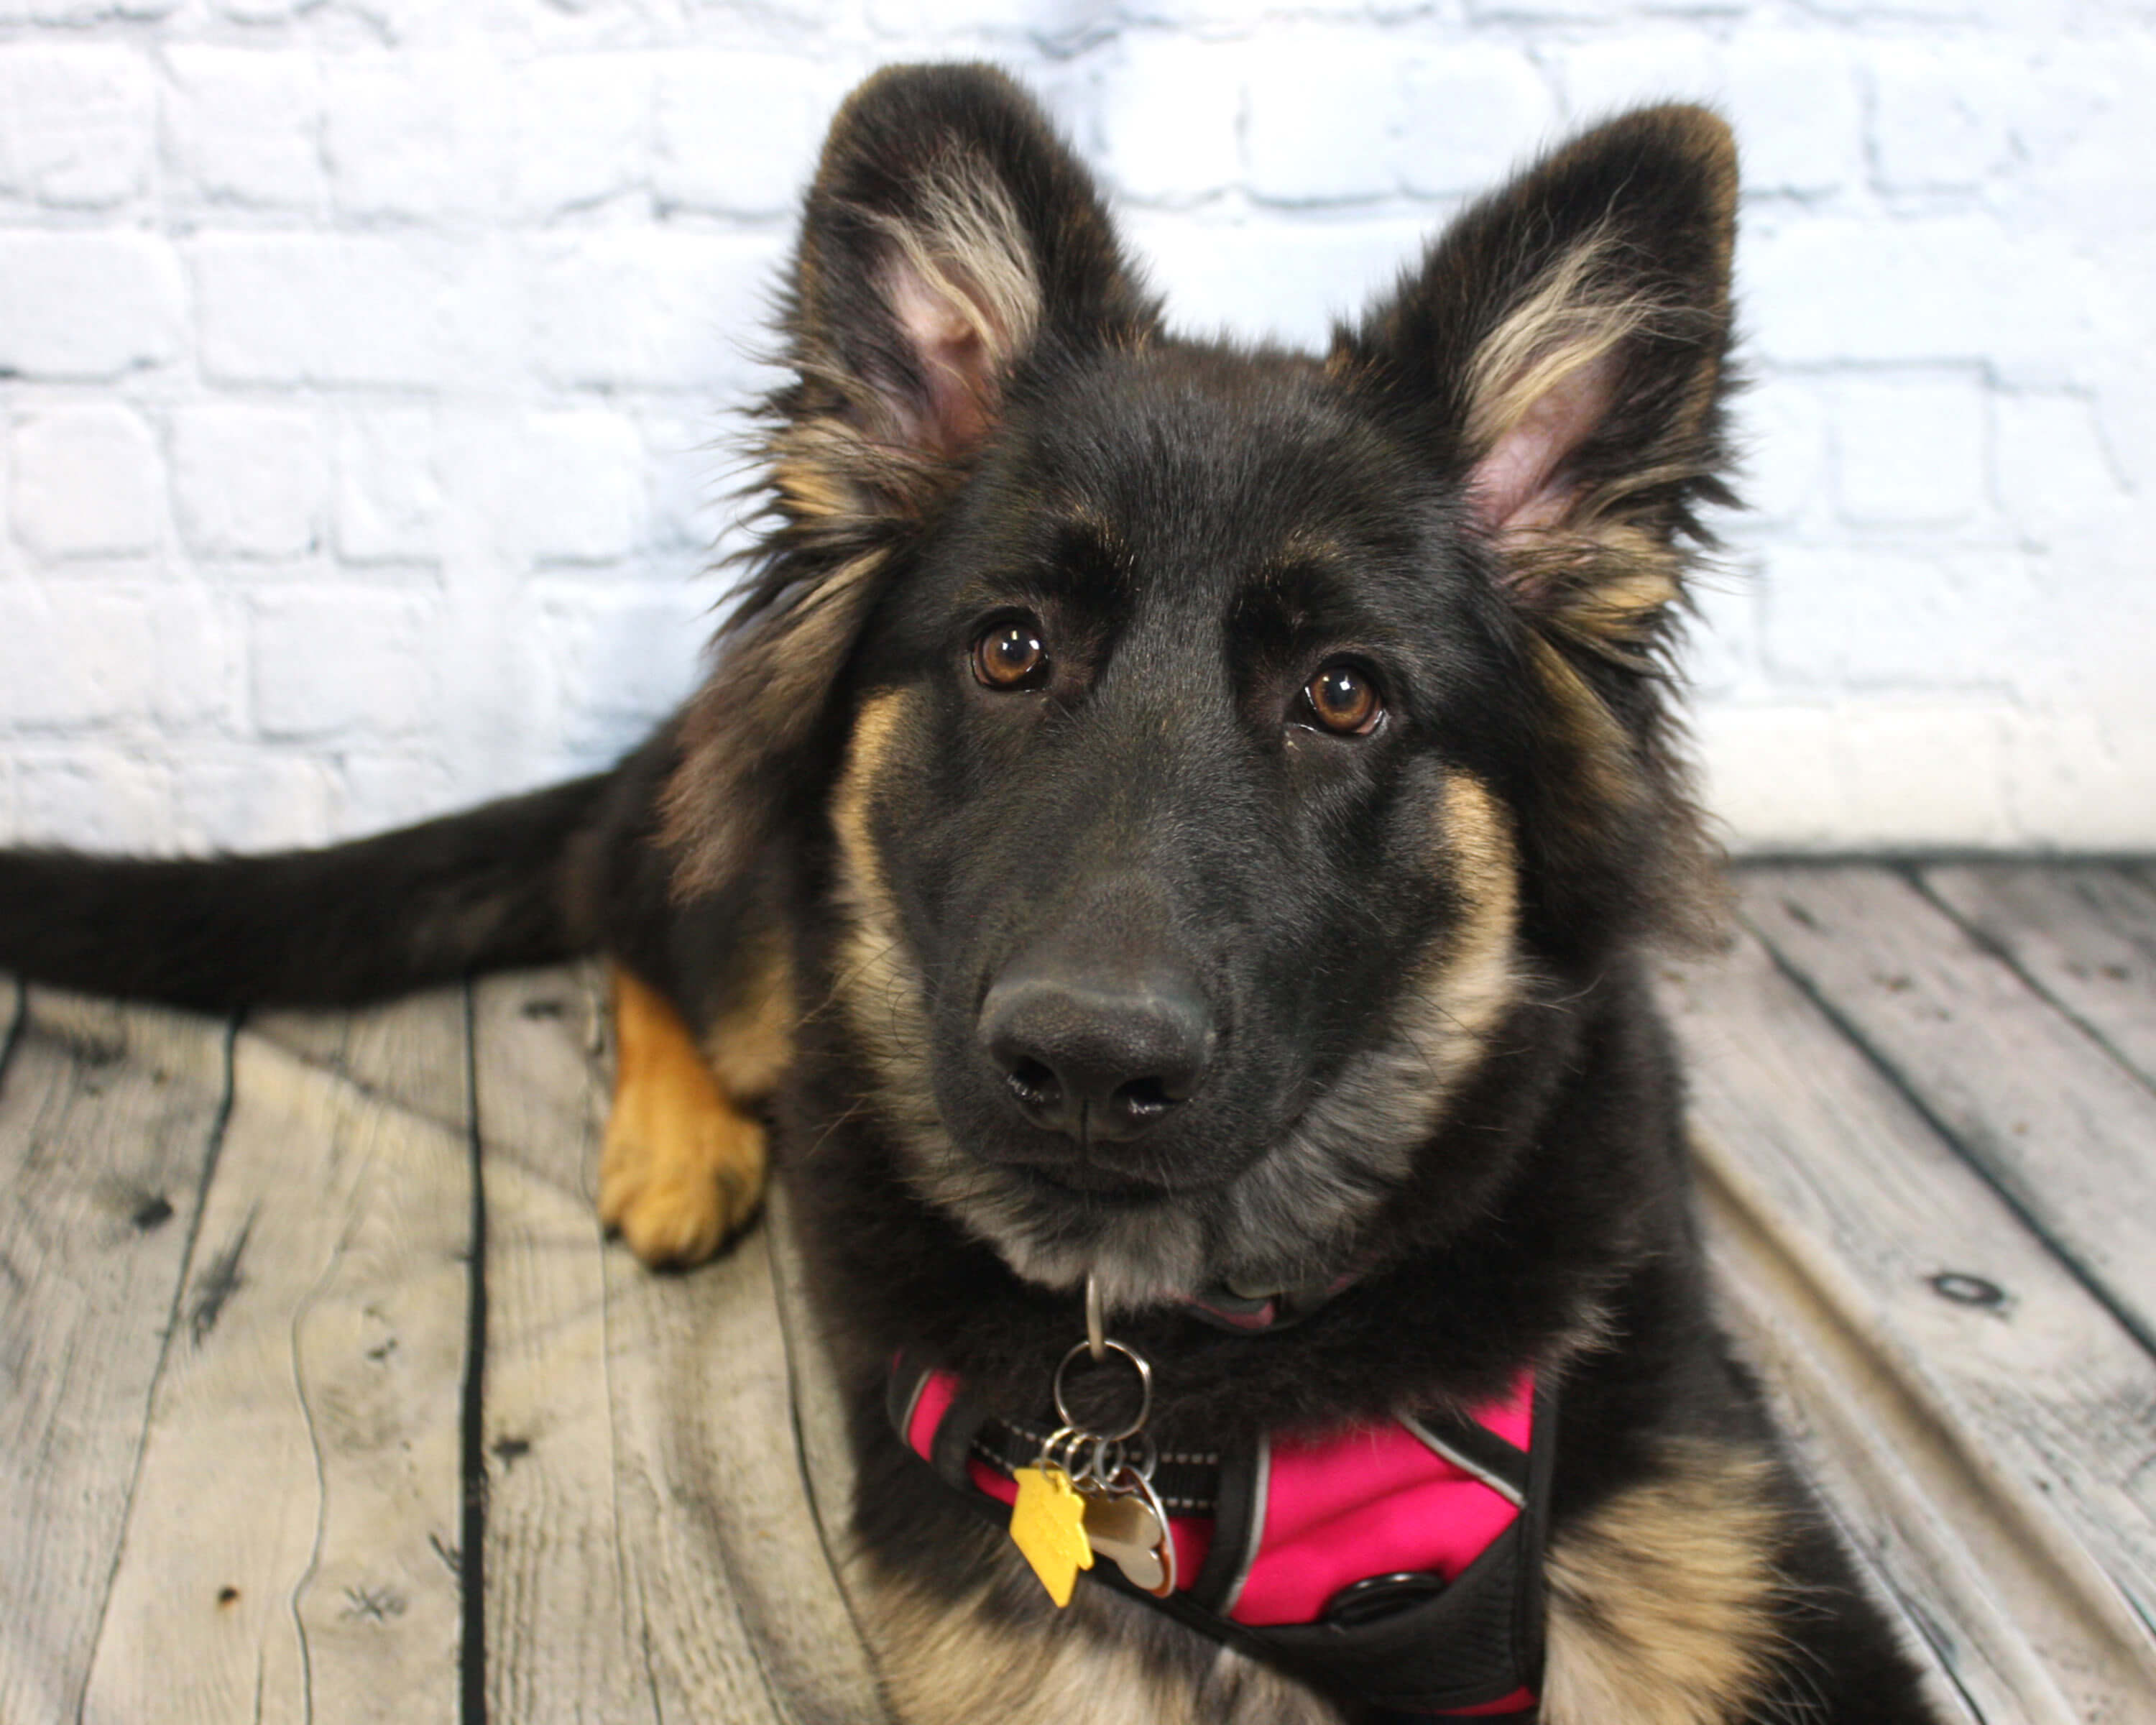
[{"left": 891, "top": 1356, "right": 1551, "bottom": 1717}]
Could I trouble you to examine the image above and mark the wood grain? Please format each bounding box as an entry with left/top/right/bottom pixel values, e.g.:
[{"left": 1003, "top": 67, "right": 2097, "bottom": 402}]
[
  {"left": 471, "top": 962, "right": 885, "bottom": 1725},
  {"left": 1740, "top": 865, "right": 2156, "bottom": 1354},
  {"left": 78, "top": 989, "right": 472, "bottom": 1725},
  {"left": 0, "top": 986, "right": 231, "bottom": 1725},
  {"left": 1664, "top": 934, "right": 2156, "bottom": 1719},
  {"left": 469, "top": 964, "right": 664, "bottom": 1724},
  {"left": 1921, "top": 862, "right": 2156, "bottom": 1091}
]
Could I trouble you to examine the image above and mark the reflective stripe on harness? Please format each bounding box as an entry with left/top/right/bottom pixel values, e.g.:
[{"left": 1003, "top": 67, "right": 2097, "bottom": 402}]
[{"left": 888, "top": 1355, "right": 1554, "bottom": 1718}]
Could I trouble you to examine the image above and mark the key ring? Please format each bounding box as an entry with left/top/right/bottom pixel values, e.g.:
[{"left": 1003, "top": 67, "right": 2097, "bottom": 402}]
[{"left": 1052, "top": 1338, "right": 1153, "bottom": 1443}]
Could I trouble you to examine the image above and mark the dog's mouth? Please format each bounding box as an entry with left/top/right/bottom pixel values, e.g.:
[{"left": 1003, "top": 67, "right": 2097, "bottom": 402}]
[{"left": 1011, "top": 1162, "right": 1180, "bottom": 1207}]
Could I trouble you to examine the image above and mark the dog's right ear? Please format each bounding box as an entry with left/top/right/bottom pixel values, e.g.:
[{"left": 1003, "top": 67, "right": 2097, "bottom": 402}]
[{"left": 665, "top": 65, "right": 1155, "bottom": 895}]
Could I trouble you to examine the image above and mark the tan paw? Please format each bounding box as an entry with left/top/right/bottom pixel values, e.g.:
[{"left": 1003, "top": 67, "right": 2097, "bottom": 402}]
[
  {"left": 601, "top": 962, "right": 770, "bottom": 1269},
  {"left": 598, "top": 1107, "right": 766, "bottom": 1268}
]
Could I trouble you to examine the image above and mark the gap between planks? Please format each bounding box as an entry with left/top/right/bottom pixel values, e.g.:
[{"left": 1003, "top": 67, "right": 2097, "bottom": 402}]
[
  {"left": 1738, "top": 865, "right": 2156, "bottom": 1364},
  {"left": 0, "top": 983, "right": 235, "bottom": 1725}
]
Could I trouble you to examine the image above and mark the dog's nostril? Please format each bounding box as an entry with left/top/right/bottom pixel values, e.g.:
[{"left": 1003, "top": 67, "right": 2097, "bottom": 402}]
[
  {"left": 1006, "top": 1058, "right": 1060, "bottom": 1110},
  {"left": 1112, "top": 1076, "right": 1176, "bottom": 1121}
]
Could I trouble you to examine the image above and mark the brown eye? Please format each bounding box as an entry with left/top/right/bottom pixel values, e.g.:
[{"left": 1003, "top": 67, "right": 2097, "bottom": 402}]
[
  {"left": 972, "top": 619, "right": 1050, "bottom": 690},
  {"left": 1303, "top": 664, "right": 1382, "bottom": 735}
]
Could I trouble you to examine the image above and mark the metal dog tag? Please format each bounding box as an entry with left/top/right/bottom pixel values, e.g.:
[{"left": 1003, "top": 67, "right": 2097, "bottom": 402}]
[
  {"left": 1009, "top": 1463, "right": 1092, "bottom": 1608},
  {"left": 1080, "top": 1492, "right": 1168, "bottom": 1593}
]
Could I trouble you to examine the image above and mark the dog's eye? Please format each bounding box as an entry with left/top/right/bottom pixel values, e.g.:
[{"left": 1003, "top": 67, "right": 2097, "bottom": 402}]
[
  {"left": 1302, "top": 664, "right": 1383, "bottom": 735},
  {"left": 973, "top": 619, "right": 1051, "bottom": 691}
]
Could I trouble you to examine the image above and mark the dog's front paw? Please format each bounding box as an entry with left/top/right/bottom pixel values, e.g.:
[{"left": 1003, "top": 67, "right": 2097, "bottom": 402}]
[
  {"left": 598, "top": 1100, "right": 765, "bottom": 1268},
  {"left": 601, "top": 962, "right": 769, "bottom": 1268}
]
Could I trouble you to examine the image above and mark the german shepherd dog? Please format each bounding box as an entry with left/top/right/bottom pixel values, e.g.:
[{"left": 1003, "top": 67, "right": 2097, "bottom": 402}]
[{"left": 0, "top": 65, "right": 1935, "bottom": 1724}]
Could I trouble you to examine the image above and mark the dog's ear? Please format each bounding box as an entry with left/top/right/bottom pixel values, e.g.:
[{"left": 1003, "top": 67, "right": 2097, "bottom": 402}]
[
  {"left": 1343, "top": 104, "right": 1736, "bottom": 658},
  {"left": 1340, "top": 106, "right": 1738, "bottom": 945},
  {"left": 665, "top": 65, "right": 1155, "bottom": 894}
]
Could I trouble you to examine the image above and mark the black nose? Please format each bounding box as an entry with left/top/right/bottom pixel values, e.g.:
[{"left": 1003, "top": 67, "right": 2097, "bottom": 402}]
[{"left": 980, "top": 967, "right": 1216, "bottom": 1142}]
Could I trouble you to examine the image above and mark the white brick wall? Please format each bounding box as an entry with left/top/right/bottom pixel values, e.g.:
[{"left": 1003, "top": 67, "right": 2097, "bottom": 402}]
[{"left": 1, "top": 3, "right": 2150, "bottom": 855}]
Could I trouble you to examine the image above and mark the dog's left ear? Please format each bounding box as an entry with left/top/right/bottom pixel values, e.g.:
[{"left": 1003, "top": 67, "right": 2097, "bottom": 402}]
[
  {"left": 1340, "top": 107, "right": 1738, "bottom": 945},
  {"left": 665, "top": 65, "right": 1156, "bottom": 895},
  {"left": 1340, "top": 105, "right": 1737, "bottom": 661}
]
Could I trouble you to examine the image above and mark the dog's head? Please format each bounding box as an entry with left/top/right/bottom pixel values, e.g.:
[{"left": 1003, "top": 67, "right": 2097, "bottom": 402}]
[{"left": 665, "top": 65, "right": 1736, "bottom": 1312}]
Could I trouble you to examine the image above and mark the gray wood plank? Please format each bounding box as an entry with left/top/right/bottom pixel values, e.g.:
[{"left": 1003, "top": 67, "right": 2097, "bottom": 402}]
[
  {"left": 1663, "top": 935, "right": 2156, "bottom": 1719},
  {"left": 79, "top": 989, "right": 472, "bottom": 1725},
  {"left": 0, "top": 987, "right": 232, "bottom": 1725},
  {"left": 471, "top": 963, "right": 884, "bottom": 1725},
  {"left": 469, "top": 965, "right": 663, "bottom": 1725},
  {"left": 1741, "top": 864, "right": 2156, "bottom": 1356},
  {"left": 1922, "top": 862, "right": 2156, "bottom": 1092}
]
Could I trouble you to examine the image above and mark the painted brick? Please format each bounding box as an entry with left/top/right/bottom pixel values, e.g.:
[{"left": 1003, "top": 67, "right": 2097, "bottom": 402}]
[
  {"left": 1738, "top": 377, "right": 1830, "bottom": 529},
  {"left": 1560, "top": 33, "right": 1862, "bottom": 197},
  {"left": 0, "top": 233, "right": 183, "bottom": 380},
  {"left": 0, "top": 45, "right": 154, "bottom": 208},
  {"left": 249, "top": 589, "right": 437, "bottom": 740},
  {"left": 0, "top": 16, "right": 2146, "bottom": 857},
  {"left": 173, "top": 753, "right": 336, "bottom": 851},
  {"left": 194, "top": 235, "right": 510, "bottom": 388},
  {"left": 0, "top": 583, "right": 157, "bottom": 725},
  {"left": 1691, "top": 703, "right": 1847, "bottom": 852},
  {"left": 529, "top": 582, "right": 709, "bottom": 758},
  {"left": 642, "top": 411, "right": 732, "bottom": 556},
  {"left": 1557, "top": 34, "right": 1720, "bottom": 127},
  {"left": 1396, "top": 45, "right": 1556, "bottom": 200},
  {"left": 1830, "top": 702, "right": 2017, "bottom": 849},
  {"left": 521, "top": 412, "right": 645, "bottom": 564},
  {"left": 1761, "top": 546, "right": 2040, "bottom": 689},
  {"left": 1741, "top": 216, "right": 2022, "bottom": 369},
  {"left": 524, "top": 231, "right": 778, "bottom": 393},
  {"left": 335, "top": 750, "right": 458, "bottom": 838},
  {"left": 334, "top": 407, "right": 443, "bottom": 565},
  {"left": 1123, "top": 213, "right": 1429, "bottom": 349},
  {"left": 1993, "top": 391, "right": 2132, "bottom": 543},
  {"left": 1095, "top": 35, "right": 1242, "bottom": 206},
  {"left": 654, "top": 51, "right": 834, "bottom": 218},
  {"left": 0, "top": 580, "right": 235, "bottom": 732},
  {"left": 1245, "top": 32, "right": 1401, "bottom": 205},
  {"left": 12, "top": 748, "right": 173, "bottom": 850},
  {"left": 165, "top": 47, "right": 322, "bottom": 210},
  {"left": 11, "top": 406, "right": 161, "bottom": 560},
  {"left": 511, "top": 53, "right": 651, "bottom": 218},
  {"left": 29, "top": 0, "right": 178, "bottom": 24},
  {"left": 1719, "top": 34, "right": 1864, "bottom": 198},
  {"left": 2002, "top": 707, "right": 2156, "bottom": 852},
  {"left": 325, "top": 52, "right": 510, "bottom": 222},
  {"left": 171, "top": 405, "right": 326, "bottom": 560},
  {"left": 1830, "top": 377, "right": 1988, "bottom": 529}
]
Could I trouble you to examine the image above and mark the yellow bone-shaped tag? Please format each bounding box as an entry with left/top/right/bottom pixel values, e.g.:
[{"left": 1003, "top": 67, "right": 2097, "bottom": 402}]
[{"left": 1009, "top": 1465, "right": 1092, "bottom": 1607}]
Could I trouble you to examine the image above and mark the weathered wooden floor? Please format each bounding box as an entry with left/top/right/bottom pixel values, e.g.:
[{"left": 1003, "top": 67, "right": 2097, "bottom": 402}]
[{"left": 4, "top": 862, "right": 2155, "bottom": 1724}]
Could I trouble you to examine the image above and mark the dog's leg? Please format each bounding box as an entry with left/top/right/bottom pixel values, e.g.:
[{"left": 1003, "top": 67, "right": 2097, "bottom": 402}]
[{"left": 599, "top": 961, "right": 769, "bottom": 1266}]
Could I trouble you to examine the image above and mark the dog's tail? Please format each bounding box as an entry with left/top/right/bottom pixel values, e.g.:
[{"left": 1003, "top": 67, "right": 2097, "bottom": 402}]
[{"left": 0, "top": 768, "right": 635, "bottom": 1012}]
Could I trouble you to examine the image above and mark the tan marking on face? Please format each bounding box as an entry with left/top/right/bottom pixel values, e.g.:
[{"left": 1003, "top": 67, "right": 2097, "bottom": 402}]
[
  {"left": 1542, "top": 1441, "right": 1788, "bottom": 1725},
  {"left": 599, "top": 962, "right": 768, "bottom": 1268},
  {"left": 1399, "top": 768, "right": 1523, "bottom": 1105},
  {"left": 828, "top": 690, "right": 946, "bottom": 1157}
]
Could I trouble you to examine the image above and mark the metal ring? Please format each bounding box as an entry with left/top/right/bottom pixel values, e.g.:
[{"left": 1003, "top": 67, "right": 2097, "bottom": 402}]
[
  {"left": 1039, "top": 1425, "right": 1083, "bottom": 1477},
  {"left": 1053, "top": 1338, "right": 1153, "bottom": 1443},
  {"left": 1084, "top": 1271, "right": 1106, "bottom": 1363}
]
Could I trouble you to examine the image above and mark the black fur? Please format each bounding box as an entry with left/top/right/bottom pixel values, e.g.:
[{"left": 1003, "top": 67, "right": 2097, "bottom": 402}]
[{"left": 0, "top": 65, "right": 1936, "bottom": 1724}]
